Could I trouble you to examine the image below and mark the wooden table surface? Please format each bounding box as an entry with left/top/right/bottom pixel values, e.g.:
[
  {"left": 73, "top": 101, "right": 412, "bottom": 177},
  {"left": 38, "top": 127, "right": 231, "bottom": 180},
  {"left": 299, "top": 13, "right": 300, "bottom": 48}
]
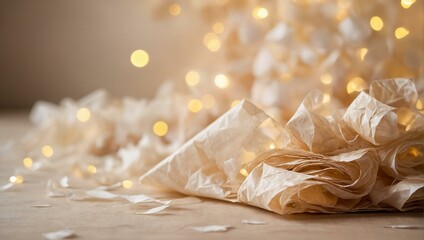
[{"left": 1, "top": 111, "right": 423, "bottom": 240}]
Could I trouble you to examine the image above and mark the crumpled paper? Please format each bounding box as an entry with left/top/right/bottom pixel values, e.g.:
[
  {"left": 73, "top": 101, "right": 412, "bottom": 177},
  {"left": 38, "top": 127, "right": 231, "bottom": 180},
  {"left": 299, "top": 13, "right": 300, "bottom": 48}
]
[{"left": 140, "top": 78, "right": 424, "bottom": 214}]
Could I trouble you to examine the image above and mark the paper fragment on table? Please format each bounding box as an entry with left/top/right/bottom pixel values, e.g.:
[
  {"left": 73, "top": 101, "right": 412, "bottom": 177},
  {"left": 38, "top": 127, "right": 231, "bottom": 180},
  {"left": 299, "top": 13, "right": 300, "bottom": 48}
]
[
  {"left": 0, "top": 183, "right": 14, "bottom": 191},
  {"left": 241, "top": 220, "right": 268, "bottom": 225},
  {"left": 191, "top": 225, "right": 233, "bottom": 233},
  {"left": 30, "top": 204, "right": 52, "bottom": 208},
  {"left": 136, "top": 202, "right": 171, "bottom": 215},
  {"left": 384, "top": 225, "right": 424, "bottom": 229},
  {"left": 43, "top": 229, "right": 75, "bottom": 240}
]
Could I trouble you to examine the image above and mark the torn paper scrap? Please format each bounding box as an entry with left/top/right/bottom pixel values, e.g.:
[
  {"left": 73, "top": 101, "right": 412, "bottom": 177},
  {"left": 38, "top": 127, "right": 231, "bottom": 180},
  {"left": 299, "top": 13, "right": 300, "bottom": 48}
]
[
  {"left": 191, "top": 225, "right": 233, "bottom": 233},
  {"left": 140, "top": 100, "right": 285, "bottom": 201},
  {"left": 43, "top": 229, "right": 75, "bottom": 240},
  {"left": 135, "top": 202, "right": 171, "bottom": 215},
  {"left": 241, "top": 220, "right": 268, "bottom": 225},
  {"left": 384, "top": 225, "right": 424, "bottom": 229}
]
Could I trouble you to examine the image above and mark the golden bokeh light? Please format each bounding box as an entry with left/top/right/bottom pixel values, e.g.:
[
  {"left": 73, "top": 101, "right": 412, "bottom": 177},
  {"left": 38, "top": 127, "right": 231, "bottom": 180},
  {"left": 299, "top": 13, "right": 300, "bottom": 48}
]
[
  {"left": 188, "top": 99, "right": 203, "bottom": 113},
  {"left": 231, "top": 100, "right": 240, "bottom": 108},
  {"left": 239, "top": 168, "right": 249, "bottom": 177},
  {"left": 359, "top": 48, "right": 368, "bottom": 61},
  {"left": 401, "top": 0, "right": 416, "bottom": 9},
  {"left": 320, "top": 74, "right": 332, "bottom": 85},
  {"left": 269, "top": 143, "right": 276, "bottom": 150},
  {"left": 185, "top": 71, "right": 200, "bottom": 86},
  {"left": 42, "top": 145, "right": 54, "bottom": 158},
  {"left": 395, "top": 27, "right": 410, "bottom": 39},
  {"left": 252, "top": 7, "right": 269, "bottom": 19},
  {"left": 23, "top": 157, "right": 33, "bottom": 168},
  {"left": 347, "top": 77, "right": 367, "bottom": 94},
  {"left": 201, "top": 94, "right": 215, "bottom": 109},
  {"left": 203, "top": 33, "right": 221, "bottom": 52},
  {"left": 370, "top": 16, "right": 384, "bottom": 31},
  {"left": 212, "top": 22, "right": 225, "bottom": 34},
  {"left": 122, "top": 180, "right": 133, "bottom": 189},
  {"left": 323, "top": 93, "right": 331, "bottom": 103},
  {"left": 76, "top": 108, "right": 91, "bottom": 122},
  {"left": 87, "top": 165, "right": 97, "bottom": 174},
  {"left": 168, "top": 3, "right": 181, "bottom": 16},
  {"left": 153, "top": 121, "right": 169, "bottom": 137},
  {"left": 130, "top": 49, "right": 149, "bottom": 68},
  {"left": 214, "top": 74, "right": 229, "bottom": 89},
  {"left": 9, "top": 175, "right": 24, "bottom": 184},
  {"left": 416, "top": 99, "right": 423, "bottom": 110}
]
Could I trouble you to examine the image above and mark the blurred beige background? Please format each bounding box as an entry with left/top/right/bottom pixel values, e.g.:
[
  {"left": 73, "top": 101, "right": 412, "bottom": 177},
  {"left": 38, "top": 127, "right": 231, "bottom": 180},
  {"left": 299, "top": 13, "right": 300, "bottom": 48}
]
[{"left": 0, "top": 0, "right": 208, "bottom": 109}]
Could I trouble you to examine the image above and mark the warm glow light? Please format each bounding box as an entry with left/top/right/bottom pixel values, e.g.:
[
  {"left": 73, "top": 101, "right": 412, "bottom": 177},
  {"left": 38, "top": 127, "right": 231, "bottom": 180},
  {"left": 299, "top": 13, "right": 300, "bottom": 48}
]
[
  {"left": 370, "top": 16, "right": 384, "bottom": 31},
  {"left": 9, "top": 175, "right": 24, "bottom": 184},
  {"left": 416, "top": 99, "right": 423, "bottom": 110},
  {"left": 201, "top": 94, "right": 215, "bottom": 108},
  {"left": 239, "top": 168, "right": 249, "bottom": 177},
  {"left": 407, "top": 147, "right": 423, "bottom": 158},
  {"left": 185, "top": 71, "right": 200, "bottom": 86},
  {"left": 203, "top": 33, "right": 221, "bottom": 52},
  {"left": 323, "top": 93, "right": 331, "bottom": 103},
  {"left": 395, "top": 27, "right": 410, "bottom": 39},
  {"left": 76, "top": 108, "right": 91, "bottom": 122},
  {"left": 252, "top": 7, "right": 269, "bottom": 19},
  {"left": 401, "top": 0, "right": 416, "bottom": 9},
  {"left": 23, "top": 157, "right": 33, "bottom": 168},
  {"left": 153, "top": 121, "right": 169, "bottom": 137},
  {"left": 87, "top": 165, "right": 97, "bottom": 174},
  {"left": 42, "top": 145, "right": 54, "bottom": 158},
  {"left": 212, "top": 22, "right": 224, "bottom": 34},
  {"left": 347, "top": 77, "right": 367, "bottom": 94},
  {"left": 122, "top": 180, "right": 133, "bottom": 189},
  {"left": 269, "top": 143, "right": 276, "bottom": 150},
  {"left": 320, "top": 74, "right": 332, "bottom": 85},
  {"left": 168, "top": 3, "right": 181, "bottom": 16},
  {"left": 359, "top": 48, "right": 368, "bottom": 61},
  {"left": 188, "top": 99, "right": 203, "bottom": 113},
  {"left": 130, "top": 49, "right": 149, "bottom": 68},
  {"left": 231, "top": 100, "right": 240, "bottom": 108},
  {"left": 214, "top": 74, "right": 229, "bottom": 88}
]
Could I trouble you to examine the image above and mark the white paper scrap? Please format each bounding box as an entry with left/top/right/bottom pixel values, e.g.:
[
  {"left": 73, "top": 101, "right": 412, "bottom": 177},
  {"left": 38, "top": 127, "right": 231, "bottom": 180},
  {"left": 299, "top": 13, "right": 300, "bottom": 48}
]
[
  {"left": 30, "top": 204, "right": 52, "bottom": 208},
  {"left": 384, "top": 225, "right": 424, "bottom": 229},
  {"left": 0, "top": 183, "right": 13, "bottom": 191},
  {"left": 191, "top": 225, "right": 233, "bottom": 233},
  {"left": 136, "top": 201, "right": 171, "bottom": 215},
  {"left": 241, "top": 220, "right": 268, "bottom": 225},
  {"left": 43, "top": 229, "right": 75, "bottom": 240}
]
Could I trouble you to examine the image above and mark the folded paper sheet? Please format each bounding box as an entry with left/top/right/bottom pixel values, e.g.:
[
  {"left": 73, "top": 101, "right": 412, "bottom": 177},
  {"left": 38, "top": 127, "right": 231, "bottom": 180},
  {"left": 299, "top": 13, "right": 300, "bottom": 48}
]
[{"left": 140, "top": 78, "right": 424, "bottom": 214}]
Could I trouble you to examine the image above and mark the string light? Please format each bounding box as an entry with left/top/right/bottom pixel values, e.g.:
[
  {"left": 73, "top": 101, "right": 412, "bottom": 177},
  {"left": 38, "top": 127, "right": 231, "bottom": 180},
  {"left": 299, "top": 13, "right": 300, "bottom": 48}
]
[
  {"left": 370, "top": 16, "right": 384, "bottom": 31},
  {"left": 201, "top": 94, "right": 215, "bottom": 108},
  {"left": 122, "top": 180, "right": 133, "bottom": 189},
  {"left": 347, "top": 77, "right": 367, "bottom": 94},
  {"left": 214, "top": 74, "right": 229, "bottom": 88},
  {"left": 188, "top": 99, "right": 203, "bottom": 113},
  {"left": 401, "top": 0, "right": 416, "bottom": 9},
  {"left": 269, "top": 143, "right": 276, "bottom": 150},
  {"left": 320, "top": 74, "right": 332, "bottom": 85},
  {"left": 231, "top": 100, "right": 240, "bottom": 108},
  {"left": 9, "top": 175, "right": 24, "bottom": 184},
  {"left": 42, "top": 145, "right": 54, "bottom": 158},
  {"left": 212, "top": 22, "right": 224, "bottom": 34},
  {"left": 252, "top": 7, "right": 269, "bottom": 19},
  {"left": 130, "top": 49, "right": 149, "bottom": 68},
  {"left": 23, "top": 157, "right": 33, "bottom": 168},
  {"left": 358, "top": 48, "right": 368, "bottom": 61},
  {"left": 323, "top": 93, "right": 331, "bottom": 103},
  {"left": 87, "top": 165, "right": 97, "bottom": 174},
  {"left": 76, "top": 108, "right": 91, "bottom": 122},
  {"left": 239, "top": 168, "right": 249, "bottom": 177},
  {"left": 416, "top": 100, "right": 423, "bottom": 110},
  {"left": 203, "top": 33, "right": 221, "bottom": 52},
  {"left": 168, "top": 3, "right": 181, "bottom": 16},
  {"left": 395, "top": 27, "right": 410, "bottom": 39},
  {"left": 185, "top": 71, "right": 200, "bottom": 86},
  {"left": 153, "top": 121, "right": 168, "bottom": 136}
]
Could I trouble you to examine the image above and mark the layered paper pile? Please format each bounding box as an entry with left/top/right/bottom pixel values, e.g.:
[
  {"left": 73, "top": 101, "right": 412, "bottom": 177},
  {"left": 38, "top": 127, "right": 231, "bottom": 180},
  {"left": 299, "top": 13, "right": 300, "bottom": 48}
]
[{"left": 140, "top": 78, "right": 424, "bottom": 214}]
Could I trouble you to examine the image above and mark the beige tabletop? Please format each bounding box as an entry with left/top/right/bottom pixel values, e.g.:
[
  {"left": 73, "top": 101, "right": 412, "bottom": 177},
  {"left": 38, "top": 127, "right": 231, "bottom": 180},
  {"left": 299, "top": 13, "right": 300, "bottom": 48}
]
[{"left": 1, "top": 111, "right": 423, "bottom": 240}]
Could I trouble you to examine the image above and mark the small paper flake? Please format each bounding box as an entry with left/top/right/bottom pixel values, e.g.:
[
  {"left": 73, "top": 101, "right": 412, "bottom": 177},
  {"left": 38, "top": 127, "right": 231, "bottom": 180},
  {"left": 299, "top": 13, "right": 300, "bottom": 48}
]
[
  {"left": 0, "top": 183, "right": 14, "bottom": 191},
  {"left": 43, "top": 229, "right": 75, "bottom": 240},
  {"left": 384, "top": 225, "right": 424, "bottom": 229},
  {"left": 191, "top": 225, "right": 233, "bottom": 233},
  {"left": 135, "top": 202, "right": 171, "bottom": 215},
  {"left": 241, "top": 219, "right": 267, "bottom": 225},
  {"left": 30, "top": 204, "right": 52, "bottom": 208}
]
